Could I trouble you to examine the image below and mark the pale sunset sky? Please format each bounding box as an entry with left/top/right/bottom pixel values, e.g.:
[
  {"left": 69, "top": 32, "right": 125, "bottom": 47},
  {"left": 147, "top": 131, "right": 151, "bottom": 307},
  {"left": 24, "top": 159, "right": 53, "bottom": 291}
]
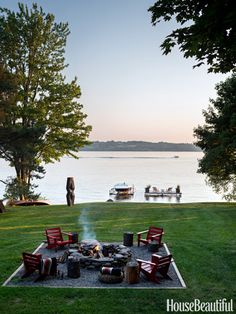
[{"left": 0, "top": 0, "right": 227, "bottom": 143}]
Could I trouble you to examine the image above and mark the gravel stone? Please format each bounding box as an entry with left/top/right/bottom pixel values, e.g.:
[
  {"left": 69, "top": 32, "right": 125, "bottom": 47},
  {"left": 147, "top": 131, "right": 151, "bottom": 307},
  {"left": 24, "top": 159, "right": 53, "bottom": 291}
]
[{"left": 6, "top": 242, "right": 184, "bottom": 288}]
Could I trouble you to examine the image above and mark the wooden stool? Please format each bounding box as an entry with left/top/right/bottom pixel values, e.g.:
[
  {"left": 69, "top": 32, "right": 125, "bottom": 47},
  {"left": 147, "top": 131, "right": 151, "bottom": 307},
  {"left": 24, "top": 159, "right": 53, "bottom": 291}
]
[
  {"left": 148, "top": 240, "right": 159, "bottom": 252},
  {"left": 123, "top": 232, "right": 134, "bottom": 246},
  {"left": 125, "top": 261, "right": 139, "bottom": 284},
  {"left": 67, "top": 257, "right": 80, "bottom": 278}
]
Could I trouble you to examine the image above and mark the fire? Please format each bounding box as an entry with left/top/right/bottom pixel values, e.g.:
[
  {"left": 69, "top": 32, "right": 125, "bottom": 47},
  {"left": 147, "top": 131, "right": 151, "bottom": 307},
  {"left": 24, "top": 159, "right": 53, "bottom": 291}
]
[
  {"left": 94, "top": 245, "right": 100, "bottom": 252},
  {"left": 92, "top": 244, "right": 104, "bottom": 259},
  {"left": 79, "top": 240, "right": 104, "bottom": 258}
]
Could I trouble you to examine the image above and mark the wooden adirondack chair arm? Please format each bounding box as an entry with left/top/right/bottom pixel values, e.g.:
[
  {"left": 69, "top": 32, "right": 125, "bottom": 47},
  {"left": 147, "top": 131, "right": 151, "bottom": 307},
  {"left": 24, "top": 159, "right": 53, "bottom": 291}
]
[
  {"left": 62, "top": 231, "right": 72, "bottom": 236},
  {"left": 151, "top": 233, "right": 163, "bottom": 239},
  {"left": 137, "top": 230, "right": 149, "bottom": 235},
  {"left": 136, "top": 259, "right": 156, "bottom": 266},
  {"left": 152, "top": 233, "right": 162, "bottom": 237}
]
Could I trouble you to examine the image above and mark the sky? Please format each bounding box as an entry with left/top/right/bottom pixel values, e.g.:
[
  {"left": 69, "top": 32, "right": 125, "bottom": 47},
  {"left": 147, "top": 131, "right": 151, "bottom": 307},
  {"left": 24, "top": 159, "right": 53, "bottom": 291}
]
[{"left": 0, "top": 0, "right": 227, "bottom": 143}]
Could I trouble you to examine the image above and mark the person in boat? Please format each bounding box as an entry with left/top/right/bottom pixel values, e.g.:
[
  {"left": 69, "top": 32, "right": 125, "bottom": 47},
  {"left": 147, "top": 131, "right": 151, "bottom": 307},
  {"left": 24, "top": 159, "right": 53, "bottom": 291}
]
[
  {"left": 145, "top": 185, "right": 151, "bottom": 193},
  {"left": 176, "top": 185, "right": 181, "bottom": 194},
  {"left": 153, "top": 186, "right": 159, "bottom": 192}
]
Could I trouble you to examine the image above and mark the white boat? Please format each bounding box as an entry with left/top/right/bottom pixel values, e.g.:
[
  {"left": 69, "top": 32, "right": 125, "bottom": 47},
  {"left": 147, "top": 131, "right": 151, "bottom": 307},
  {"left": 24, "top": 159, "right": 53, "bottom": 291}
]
[
  {"left": 109, "top": 183, "right": 135, "bottom": 196},
  {"left": 144, "top": 185, "right": 182, "bottom": 197}
]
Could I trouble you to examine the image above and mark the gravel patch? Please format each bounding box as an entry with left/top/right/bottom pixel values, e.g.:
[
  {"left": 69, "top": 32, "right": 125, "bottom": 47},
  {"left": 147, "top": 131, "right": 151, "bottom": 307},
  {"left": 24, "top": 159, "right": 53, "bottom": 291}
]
[{"left": 5, "top": 242, "right": 185, "bottom": 289}]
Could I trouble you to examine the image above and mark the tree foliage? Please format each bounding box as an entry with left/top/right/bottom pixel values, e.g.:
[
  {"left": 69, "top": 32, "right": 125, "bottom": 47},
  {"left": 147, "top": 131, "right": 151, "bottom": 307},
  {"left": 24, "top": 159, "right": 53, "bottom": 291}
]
[
  {"left": 0, "top": 3, "right": 91, "bottom": 200},
  {"left": 194, "top": 74, "right": 236, "bottom": 200},
  {"left": 0, "top": 64, "right": 17, "bottom": 123},
  {"left": 148, "top": 0, "right": 236, "bottom": 73},
  {"left": 3, "top": 176, "right": 41, "bottom": 201}
]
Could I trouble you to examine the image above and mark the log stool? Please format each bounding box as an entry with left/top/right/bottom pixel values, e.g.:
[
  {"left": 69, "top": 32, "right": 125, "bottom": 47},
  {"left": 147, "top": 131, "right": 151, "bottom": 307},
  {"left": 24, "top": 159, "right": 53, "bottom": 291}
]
[
  {"left": 125, "top": 261, "right": 139, "bottom": 284},
  {"left": 123, "top": 232, "right": 133, "bottom": 247},
  {"left": 71, "top": 232, "right": 78, "bottom": 244},
  {"left": 148, "top": 240, "right": 159, "bottom": 252},
  {"left": 67, "top": 256, "right": 80, "bottom": 278}
]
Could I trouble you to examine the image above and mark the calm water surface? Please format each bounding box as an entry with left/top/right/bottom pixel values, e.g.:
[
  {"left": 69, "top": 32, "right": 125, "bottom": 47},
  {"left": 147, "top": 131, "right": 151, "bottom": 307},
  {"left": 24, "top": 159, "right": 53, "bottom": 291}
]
[{"left": 0, "top": 151, "right": 223, "bottom": 204}]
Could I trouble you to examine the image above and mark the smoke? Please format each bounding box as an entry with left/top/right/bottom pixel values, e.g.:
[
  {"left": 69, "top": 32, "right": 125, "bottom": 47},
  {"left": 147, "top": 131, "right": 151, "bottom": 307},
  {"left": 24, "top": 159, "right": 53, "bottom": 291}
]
[{"left": 78, "top": 208, "right": 96, "bottom": 240}]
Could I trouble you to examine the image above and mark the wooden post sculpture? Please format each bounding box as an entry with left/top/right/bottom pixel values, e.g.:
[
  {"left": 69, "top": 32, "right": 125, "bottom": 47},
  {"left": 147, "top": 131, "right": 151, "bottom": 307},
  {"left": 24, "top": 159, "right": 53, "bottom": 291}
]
[{"left": 66, "top": 177, "right": 75, "bottom": 206}]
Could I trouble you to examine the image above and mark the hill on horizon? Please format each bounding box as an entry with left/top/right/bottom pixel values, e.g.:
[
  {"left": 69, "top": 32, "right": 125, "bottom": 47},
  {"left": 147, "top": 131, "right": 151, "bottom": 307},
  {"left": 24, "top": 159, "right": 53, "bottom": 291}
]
[{"left": 81, "top": 141, "right": 201, "bottom": 151}]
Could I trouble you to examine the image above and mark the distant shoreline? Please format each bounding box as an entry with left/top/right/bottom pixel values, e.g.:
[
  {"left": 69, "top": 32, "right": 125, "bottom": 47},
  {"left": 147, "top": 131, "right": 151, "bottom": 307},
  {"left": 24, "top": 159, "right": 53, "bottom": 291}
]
[{"left": 81, "top": 141, "right": 201, "bottom": 152}]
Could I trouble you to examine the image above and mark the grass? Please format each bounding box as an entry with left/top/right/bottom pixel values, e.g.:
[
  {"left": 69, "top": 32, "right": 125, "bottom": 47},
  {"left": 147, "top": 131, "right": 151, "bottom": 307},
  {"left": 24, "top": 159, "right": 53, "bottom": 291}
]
[{"left": 0, "top": 202, "right": 235, "bottom": 314}]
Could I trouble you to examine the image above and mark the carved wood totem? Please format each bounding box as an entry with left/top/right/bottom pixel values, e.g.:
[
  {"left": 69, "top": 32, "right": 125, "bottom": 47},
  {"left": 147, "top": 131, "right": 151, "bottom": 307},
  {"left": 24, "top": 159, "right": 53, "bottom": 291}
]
[{"left": 66, "top": 177, "right": 75, "bottom": 206}]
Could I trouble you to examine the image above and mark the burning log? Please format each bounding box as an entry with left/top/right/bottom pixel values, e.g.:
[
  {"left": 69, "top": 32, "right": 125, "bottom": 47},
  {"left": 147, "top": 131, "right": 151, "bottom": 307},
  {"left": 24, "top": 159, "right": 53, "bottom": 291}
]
[
  {"left": 93, "top": 245, "right": 104, "bottom": 258},
  {"left": 72, "top": 240, "right": 133, "bottom": 269}
]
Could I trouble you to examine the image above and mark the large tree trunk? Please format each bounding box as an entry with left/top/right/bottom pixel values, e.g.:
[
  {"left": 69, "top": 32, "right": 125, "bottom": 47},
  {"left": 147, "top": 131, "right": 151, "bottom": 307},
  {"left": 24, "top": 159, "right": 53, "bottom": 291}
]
[
  {"left": 14, "top": 159, "right": 30, "bottom": 200},
  {"left": 0, "top": 200, "right": 5, "bottom": 213}
]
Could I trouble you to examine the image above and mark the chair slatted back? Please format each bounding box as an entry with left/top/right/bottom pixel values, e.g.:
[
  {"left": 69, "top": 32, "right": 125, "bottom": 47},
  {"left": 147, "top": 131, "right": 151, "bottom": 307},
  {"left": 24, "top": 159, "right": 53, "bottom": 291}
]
[
  {"left": 152, "top": 254, "right": 172, "bottom": 269},
  {"left": 22, "top": 252, "right": 41, "bottom": 271},
  {"left": 147, "top": 226, "right": 163, "bottom": 241},
  {"left": 45, "top": 227, "right": 63, "bottom": 245}
]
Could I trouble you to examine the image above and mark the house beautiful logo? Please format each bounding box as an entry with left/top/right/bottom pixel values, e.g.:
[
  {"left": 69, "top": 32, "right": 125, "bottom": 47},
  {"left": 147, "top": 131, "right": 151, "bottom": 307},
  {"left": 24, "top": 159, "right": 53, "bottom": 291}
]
[{"left": 166, "top": 298, "right": 234, "bottom": 312}]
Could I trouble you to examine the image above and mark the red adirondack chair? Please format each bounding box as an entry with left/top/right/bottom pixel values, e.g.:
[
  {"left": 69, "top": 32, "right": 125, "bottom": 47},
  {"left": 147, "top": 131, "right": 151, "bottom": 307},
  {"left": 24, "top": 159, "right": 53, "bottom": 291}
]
[
  {"left": 22, "top": 252, "right": 42, "bottom": 279},
  {"left": 137, "top": 254, "right": 173, "bottom": 283},
  {"left": 22, "top": 252, "right": 58, "bottom": 282},
  {"left": 45, "top": 227, "right": 73, "bottom": 250},
  {"left": 137, "top": 226, "right": 164, "bottom": 247}
]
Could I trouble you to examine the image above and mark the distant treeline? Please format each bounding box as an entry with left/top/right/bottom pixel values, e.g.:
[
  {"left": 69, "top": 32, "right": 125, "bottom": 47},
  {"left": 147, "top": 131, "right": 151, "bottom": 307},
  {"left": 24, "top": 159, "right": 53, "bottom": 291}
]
[{"left": 81, "top": 141, "right": 202, "bottom": 152}]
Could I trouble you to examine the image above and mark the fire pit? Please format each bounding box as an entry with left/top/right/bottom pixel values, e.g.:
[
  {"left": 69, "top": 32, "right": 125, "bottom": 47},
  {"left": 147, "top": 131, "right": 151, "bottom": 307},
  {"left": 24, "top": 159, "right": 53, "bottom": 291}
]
[
  {"left": 69, "top": 240, "right": 132, "bottom": 269},
  {"left": 4, "top": 241, "right": 186, "bottom": 288}
]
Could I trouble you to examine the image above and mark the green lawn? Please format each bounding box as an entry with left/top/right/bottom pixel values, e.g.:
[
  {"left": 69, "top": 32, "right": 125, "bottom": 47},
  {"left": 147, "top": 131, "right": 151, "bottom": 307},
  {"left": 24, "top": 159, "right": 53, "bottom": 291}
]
[{"left": 0, "top": 202, "right": 235, "bottom": 314}]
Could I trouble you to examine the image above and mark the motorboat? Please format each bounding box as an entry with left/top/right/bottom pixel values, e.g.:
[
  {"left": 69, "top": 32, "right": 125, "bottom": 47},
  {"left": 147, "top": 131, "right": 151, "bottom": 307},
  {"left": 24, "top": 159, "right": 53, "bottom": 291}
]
[{"left": 109, "top": 183, "right": 135, "bottom": 196}]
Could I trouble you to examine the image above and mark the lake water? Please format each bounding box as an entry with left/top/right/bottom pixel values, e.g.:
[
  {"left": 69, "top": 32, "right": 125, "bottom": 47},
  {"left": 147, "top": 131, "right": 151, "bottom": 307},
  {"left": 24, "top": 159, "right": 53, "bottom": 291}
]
[{"left": 0, "top": 151, "right": 223, "bottom": 204}]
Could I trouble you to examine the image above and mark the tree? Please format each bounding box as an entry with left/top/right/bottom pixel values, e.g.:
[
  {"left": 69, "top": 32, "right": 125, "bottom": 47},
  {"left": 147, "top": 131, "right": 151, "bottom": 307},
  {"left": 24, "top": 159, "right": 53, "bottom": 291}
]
[
  {"left": 194, "top": 74, "right": 236, "bottom": 200},
  {"left": 0, "top": 64, "right": 16, "bottom": 123},
  {"left": 148, "top": 0, "right": 236, "bottom": 73},
  {"left": 0, "top": 3, "right": 91, "bottom": 200}
]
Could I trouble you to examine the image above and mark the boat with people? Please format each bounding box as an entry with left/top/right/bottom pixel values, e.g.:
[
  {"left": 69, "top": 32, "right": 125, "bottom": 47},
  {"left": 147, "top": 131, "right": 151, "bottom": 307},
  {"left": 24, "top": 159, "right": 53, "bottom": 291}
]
[
  {"left": 144, "top": 185, "right": 182, "bottom": 197},
  {"left": 109, "top": 182, "right": 135, "bottom": 196}
]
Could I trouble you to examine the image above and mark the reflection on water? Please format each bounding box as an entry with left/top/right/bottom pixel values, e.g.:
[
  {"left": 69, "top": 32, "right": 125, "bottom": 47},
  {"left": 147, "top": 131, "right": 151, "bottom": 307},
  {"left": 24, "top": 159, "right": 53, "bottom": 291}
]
[
  {"left": 0, "top": 151, "right": 223, "bottom": 204},
  {"left": 113, "top": 194, "right": 134, "bottom": 201},
  {"left": 144, "top": 195, "right": 181, "bottom": 203}
]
